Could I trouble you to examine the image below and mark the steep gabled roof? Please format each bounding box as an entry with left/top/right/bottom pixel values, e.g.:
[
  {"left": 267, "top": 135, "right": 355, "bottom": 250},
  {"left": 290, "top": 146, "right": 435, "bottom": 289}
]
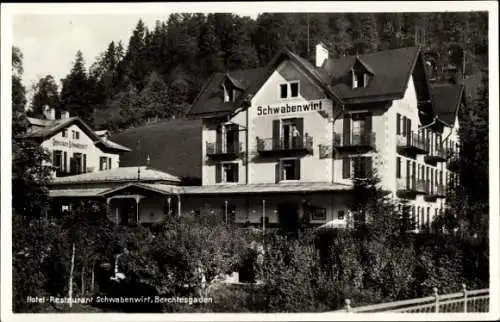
[
  {"left": 324, "top": 47, "right": 422, "bottom": 104},
  {"left": 187, "top": 47, "right": 343, "bottom": 118},
  {"left": 23, "top": 116, "right": 131, "bottom": 152},
  {"left": 430, "top": 83, "right": 465, "bottom": 127},
  {"left": 231, "top": 47, "right": 342, "bottom": 114}
]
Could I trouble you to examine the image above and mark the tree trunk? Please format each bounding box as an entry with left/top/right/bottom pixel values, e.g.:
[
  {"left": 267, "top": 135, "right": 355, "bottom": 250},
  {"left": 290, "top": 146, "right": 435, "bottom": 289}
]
[
  {"left": 90, "top": 263, "right": 95, "bottom": 294},
  {"left": 68, "top": 243, "right": 75, "bottom": 308},
  {"left": 81, "top": 265, "right": 86, "bottom": 296}
]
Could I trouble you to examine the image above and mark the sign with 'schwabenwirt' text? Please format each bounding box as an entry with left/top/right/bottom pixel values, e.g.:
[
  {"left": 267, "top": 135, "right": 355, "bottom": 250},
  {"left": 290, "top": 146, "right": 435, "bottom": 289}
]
[
  {"left": 256, "top": 100, "right": 324, "bottom": 116},
  {"left": 52, "top": 139, "right": 88, "bottom": 150}
]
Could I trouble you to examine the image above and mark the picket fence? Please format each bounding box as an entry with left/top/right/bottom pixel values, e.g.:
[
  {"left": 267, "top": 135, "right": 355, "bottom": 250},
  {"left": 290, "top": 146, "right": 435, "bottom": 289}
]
[{"left": 334, "top": 285, "right": 489, "bottom": 313}]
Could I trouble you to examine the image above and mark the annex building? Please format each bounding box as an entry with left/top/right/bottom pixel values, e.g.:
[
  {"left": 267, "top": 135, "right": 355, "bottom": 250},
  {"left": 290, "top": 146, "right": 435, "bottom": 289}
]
[{"left": 47, "top": 43, "right": 464, "bottom": 232}]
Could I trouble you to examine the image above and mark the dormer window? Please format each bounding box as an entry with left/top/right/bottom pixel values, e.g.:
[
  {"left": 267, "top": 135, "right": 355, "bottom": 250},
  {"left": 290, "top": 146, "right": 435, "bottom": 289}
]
[
  {"left": 352, "top": 69, "right": 370, "bottom": 89},
  {"left": 351, "top": 57, "right": 374, "bottom": 89}
]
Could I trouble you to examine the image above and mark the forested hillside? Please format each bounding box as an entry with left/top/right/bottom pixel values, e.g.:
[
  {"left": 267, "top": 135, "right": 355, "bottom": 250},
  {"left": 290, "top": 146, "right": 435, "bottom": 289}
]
[{"left": 27, "top": 12, "right": 488, "bottom": 132}]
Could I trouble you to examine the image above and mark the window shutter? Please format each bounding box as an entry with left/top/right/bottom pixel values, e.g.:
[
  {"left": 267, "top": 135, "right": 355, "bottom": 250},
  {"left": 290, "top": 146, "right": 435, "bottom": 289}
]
[
  {"left": 52, "top": 150, "right": 57, "bottom": 166},
  {"left": 294, "top": 159, "right": 301, "bottom": 180},
  {"left": 275, "top": 162, "right": 281, "bottom": 183},
  {"left": 216, "top": 125, "right": 222, "bottom": 153},
  {"left": 407, "top": 118, "right": 412, "bottom": 138},
  {"left": 63, "top": 152, "right": 67, "bottom": 172},
  {"left": 364, "top": 156, "right": 373, "bottom": 178},
  {"left": 396, "top": 157, "right": 401, "bottom": 178},
  {"left": 412, "top": 161, "right": 416, "bottom": 188},
  {"left": 402, "top": 116, "right": 407, "bottom": 137},
  {"left": 234, "top": 164, "right": 239, "bottom": 182},
  {"left": 364, "top": 112, "right": 372, "bottom": 145},
  {"left": 295, "top": 117, "right": 304, "bottom": 147},
  {"left": 343, "top": 157, "right": 351, "bottom": 179},
  {"left": 343, "top": 114, "right": 351, "bottom": 145},
  {"left": 108, "top": 157, "right": 112, "bottom": 169},
  {"left": 272, "top": 119, "right": 280, "bottom": 150},
  {"left": 396, "top": 113, "right": 401, "bottom": 135},
  {"left": 406, "top": 160, "right": 411, "bottom": 189},
  {"left": 99, "top": 157, "right": 103, "bottom": 171},
  {"left": 215, "top": 163, "right": 222, "bottom": 183},
  {"left": 83, "top": 154, "right": 87, "bottom": 173}
]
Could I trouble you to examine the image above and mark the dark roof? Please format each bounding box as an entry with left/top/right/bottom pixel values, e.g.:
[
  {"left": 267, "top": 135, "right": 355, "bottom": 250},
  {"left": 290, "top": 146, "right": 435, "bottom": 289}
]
[
  {"left": 24, "top": 116, "right": 131, "bottom": 152},
  {"left": 430, "top": 83, "right": 464, "bottom": 126},
  {"left": 188, "top": 68, "right": 265, "bottom": 117},
  {"left": 188, "top": 47, "right": 344, "bottom": 118},
  {"left": 110, "top": 118, "right": 202, "bottom": 183},
  {"left": 323, "top": 47, "right": 421, "bottom": 103},
  {"left": 188, "top": 46, "right": 426, "bottom": 118}
]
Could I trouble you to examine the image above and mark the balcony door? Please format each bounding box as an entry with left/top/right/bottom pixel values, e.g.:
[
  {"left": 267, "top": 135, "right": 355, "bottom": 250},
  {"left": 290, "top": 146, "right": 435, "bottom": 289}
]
[
  {"left": 274, "top": 118, "right": 303, "bottom": 150},
  {"left": 216, "top": 123, "right": 239, "bottom": 154},
  {"left": 343, "top": 112, "right": 372, "bottom": 145}
]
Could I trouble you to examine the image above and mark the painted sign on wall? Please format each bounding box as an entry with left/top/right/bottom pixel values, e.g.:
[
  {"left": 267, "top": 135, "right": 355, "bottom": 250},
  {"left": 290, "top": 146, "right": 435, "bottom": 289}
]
[
  {"left": 53, "top": 139, "right": 88, "bottom": 149},
  {"left": 256, "top": 100, "right": 324, "bottom": 116}
]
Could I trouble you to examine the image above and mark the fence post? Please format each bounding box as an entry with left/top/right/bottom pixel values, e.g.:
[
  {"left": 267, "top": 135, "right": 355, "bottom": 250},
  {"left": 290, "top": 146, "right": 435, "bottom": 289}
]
[
  {"left": 345, "top": 299, "right": 352, "bottom": 312},
  {"left": 433, "top": 287, "right": 439, "bottom": 313},
  {"left": 462, "top": 284, "right": 468, "bottom": 312}
]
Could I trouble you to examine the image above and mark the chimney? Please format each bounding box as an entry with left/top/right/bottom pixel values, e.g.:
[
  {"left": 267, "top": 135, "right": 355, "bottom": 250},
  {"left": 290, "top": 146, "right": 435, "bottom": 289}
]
[
  {"left": 60, "top": 110, "right": 70, "bottom": 120},
  {"left": 43, "top": 105, "right": 55, "bottom": 120},
  {"left": 315, "top": 42, "right": 329, "bottom": 68}
]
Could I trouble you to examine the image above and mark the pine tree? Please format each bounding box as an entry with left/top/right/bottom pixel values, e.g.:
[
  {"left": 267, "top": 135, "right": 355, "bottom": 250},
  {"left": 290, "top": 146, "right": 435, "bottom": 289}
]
[
  {"left": 29, "top": 75, "right": 61, "bottom": 118},
  {"left": 60, "top": 50, "right": 94, "bottom": 124}
]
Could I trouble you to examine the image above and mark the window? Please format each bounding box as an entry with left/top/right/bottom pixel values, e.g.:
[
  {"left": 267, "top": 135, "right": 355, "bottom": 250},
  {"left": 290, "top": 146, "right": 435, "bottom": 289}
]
[
  {"left": 343, "top": 112, "right": 372, "bottom": 146},
  {"left": 100, "top": 156, "right": 108, "bottom": 171},
  {"left": 76, "top": 131, "right": 80, "bottom": 139},
  {"left": 216, "top": 123, "right": 239, "bottom": 154},
  {"left": 278, "top": 158, "right": 300, "bottom": 181},
  {"left": 343, "top": 156, "right": 373, "bottom": 179},
  {"left": 280, "top": 84, "right": 288, "bottom": 98},
  {"left": 72, "top": 130, "right": 80, "bottom": 140},
  {"left": 312, "top": 208, "right": 327, "bottom": 221},
  {"left": 396, "top": 157, "right": 401, "bottom": 178},
  {"left": 337, "top": 210, "right": 345, "bottom": 220},
  {"left": 352, "top": 71, "right": 365, "bottom": 88},
  {"left": 216, "top": 162, "right": 238, "bottom": 183},
  {"left": 71, "top": 153, "right": 83, "bottom": 174},
  {"left": 279, "top": 81, "right": 299, "bottom": 99},
  {"left": 62, "top": 130, "right": 67, "bottom": 138},
  {"left": 52, "top": 150, "right": 63, "bottom": 170},
  {"left": 290, "top": 82, "right": 299, "bottom": 97}
]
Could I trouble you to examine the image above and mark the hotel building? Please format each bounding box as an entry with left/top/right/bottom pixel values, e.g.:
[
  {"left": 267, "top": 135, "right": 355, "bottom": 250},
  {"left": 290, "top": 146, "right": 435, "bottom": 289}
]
[{"left": 47, "top": 44, "right": 464, "bottom": 231}]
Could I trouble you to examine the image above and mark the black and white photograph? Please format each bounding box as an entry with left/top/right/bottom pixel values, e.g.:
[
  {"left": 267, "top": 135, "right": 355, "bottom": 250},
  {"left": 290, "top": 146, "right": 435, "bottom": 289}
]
[{"left": 1, "top": 2, "right": 498, "bottom": 320}]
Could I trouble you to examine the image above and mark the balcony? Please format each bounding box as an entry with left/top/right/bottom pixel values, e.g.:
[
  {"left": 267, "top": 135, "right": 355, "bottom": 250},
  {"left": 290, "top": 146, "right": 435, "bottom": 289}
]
[
  {"left": 333, "top": 131, "right": 376, "bottom": 152},
  {"left": 397, "top": 132, "right": 428, "bottom": 156},
  {"left": 424, "top": 184, "right": 447, "bottom": 201},
  {"left": 206, "top": 141, "right": 242, "bottom": 160},
  {"left": 256, "top": 135, "right": 313, "bottom": 157},
  {"left": 424, "top": 147, "right": 449, "bottom": 164},
  {"left": 396, "top": 178, "right": 427, "bottom": 198}
]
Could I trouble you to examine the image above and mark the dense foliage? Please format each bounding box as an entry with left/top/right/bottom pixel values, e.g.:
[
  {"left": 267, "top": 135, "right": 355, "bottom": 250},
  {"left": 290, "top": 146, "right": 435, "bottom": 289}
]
[{"left": 25, "top": 12, "right": 487, "bottom": 131}]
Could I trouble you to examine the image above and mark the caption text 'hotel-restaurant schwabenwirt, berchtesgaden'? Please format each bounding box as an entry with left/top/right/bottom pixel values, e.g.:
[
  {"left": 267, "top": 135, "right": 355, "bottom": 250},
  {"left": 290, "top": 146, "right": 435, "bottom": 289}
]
[{"left": 39, "top": 43, "right": 463, "bottom": 231}]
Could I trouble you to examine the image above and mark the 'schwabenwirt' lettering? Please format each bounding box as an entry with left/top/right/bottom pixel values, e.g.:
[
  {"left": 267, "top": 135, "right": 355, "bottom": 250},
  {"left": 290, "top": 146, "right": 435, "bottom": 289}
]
[{"left": 256, "top": 100, "right": 323, "bottom": 116}]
